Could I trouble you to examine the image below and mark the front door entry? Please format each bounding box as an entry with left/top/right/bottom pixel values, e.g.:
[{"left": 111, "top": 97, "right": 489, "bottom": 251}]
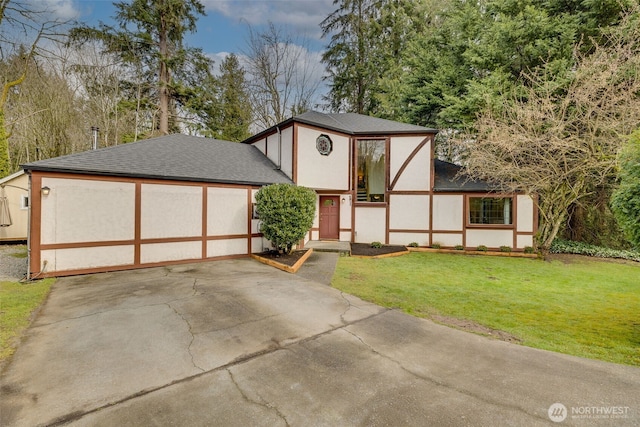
[{"left": 319, "top": 196, "right": 340, "bottom": 240}]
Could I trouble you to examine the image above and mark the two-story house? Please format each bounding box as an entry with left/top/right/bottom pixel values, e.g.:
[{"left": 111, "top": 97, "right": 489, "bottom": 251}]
[{"left": 22, "top": 111, "right": 537, "bottom": 277}]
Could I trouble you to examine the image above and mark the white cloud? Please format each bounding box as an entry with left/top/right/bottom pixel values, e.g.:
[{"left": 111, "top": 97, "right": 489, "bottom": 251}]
[
  {"left": 30, "top": 0, "right": 81, "bottom": 20},
  {"left": 203, "top": 0, "right": 333, "bottom": 40}
]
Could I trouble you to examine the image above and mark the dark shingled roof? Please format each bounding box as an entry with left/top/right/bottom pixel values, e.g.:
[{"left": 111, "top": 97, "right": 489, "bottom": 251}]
[
  {"left": 22, "top": 134, "right": 292, "bottom": 186},
  {"left": 433, "top": 159, "right": 495, "bottom": 192},
  {"left": 244, "top": 111, "right": 437, "bottom": 143}
]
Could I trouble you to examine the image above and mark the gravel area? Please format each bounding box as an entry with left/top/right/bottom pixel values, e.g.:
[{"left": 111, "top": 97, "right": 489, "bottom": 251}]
[{"left": 0, "top": 244, "right": 28, "bottom": 281}]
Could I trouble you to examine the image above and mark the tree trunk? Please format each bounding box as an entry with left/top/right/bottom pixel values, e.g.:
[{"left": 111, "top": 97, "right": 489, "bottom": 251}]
[{"left": 158, "top": 12, "right": 170, "bottom": 135}]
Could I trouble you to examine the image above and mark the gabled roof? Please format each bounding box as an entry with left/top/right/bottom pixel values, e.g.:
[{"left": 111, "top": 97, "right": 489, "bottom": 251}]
[
  {"left": 22, "top": 134, "right": 292, "bottom": 186},
  {"left": 433, "top": 159, "right": 495, "bottom": 192},
  {"left": 244, "top": 111, "right": 438, "bottom": 143},
  {"left": 0, "top": 170, "right": 25, "bottom": 185}
]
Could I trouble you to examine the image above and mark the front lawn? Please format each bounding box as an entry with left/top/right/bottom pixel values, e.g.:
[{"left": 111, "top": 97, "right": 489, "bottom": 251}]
[
  {"left": 332, "top": 252, "right": 640, "bottom": 366},
  {"left": 0, "top": 279, "right": 54, "bottom": 363}
]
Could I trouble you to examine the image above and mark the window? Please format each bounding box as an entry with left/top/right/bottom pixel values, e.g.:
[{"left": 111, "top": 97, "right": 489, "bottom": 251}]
[
  {"left": 21, "top": 195, "right": 29, "bottom": 210},
  {"left": 356, "top": 139, "right": 386, "bottom": 202},
  {"left": 469, "top": 197, "right": 512, "bottom": 225}
]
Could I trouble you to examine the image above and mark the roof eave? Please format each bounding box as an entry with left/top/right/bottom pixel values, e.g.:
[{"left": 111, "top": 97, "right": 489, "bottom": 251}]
[
  {"left": 21, "top": 166, "right": 292, "bottom": 187},
  {"left": 242, "top": 116, "right": 439, "bottom": 144}
]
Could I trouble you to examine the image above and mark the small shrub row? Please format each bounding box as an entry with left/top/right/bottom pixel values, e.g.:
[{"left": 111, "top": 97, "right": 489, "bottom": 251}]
[{"left": 550, "top": 239, "right": 640, "bottom": 262}]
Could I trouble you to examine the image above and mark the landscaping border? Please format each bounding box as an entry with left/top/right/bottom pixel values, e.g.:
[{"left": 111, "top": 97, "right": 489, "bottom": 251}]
[
  {"left": 251, "top": 248, "right": 314, "bottom": 273},
  {"left": 407, "top": 247, "right": 539, "bottom": 259},
  {"left": 350, "top": 249, "right": 410, "bottom": 259}
]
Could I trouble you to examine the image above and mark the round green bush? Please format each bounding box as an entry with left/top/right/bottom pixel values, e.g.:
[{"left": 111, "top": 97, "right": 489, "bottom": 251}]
[{"left": 255, "top": 184, "right": 316, "bottom": 254}]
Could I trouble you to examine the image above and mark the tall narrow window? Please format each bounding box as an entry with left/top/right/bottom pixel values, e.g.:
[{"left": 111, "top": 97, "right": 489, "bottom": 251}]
[
  {"left": 469, "top": 197, "right": 512, "bottom": 225},
  {"left": 356, "top": 139, "right": 386, "bottom": 202}
]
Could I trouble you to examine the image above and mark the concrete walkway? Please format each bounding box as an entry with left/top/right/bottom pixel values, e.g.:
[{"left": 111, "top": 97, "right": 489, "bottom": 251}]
[{"left": 1, "top": 255, "right": 639, "bottom": 426}]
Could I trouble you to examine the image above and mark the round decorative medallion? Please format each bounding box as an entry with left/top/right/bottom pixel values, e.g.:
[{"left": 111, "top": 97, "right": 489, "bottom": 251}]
[{"left": 316, "top": 134, "right": 333, "bottom": 156}]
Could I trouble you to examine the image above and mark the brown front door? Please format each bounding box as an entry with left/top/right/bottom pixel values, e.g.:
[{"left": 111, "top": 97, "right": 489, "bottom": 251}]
[{"left": 319, "top": 196, "right": 340, "bottom": 240}]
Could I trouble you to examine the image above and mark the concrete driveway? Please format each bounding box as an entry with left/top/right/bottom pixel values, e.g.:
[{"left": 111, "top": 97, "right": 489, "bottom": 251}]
[{"left": 1, "top": 257, "right": 639, "bottom": 426}]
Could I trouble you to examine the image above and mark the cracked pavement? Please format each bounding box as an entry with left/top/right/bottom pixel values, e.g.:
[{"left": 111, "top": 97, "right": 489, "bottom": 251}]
[{"left": 1, "top": 257, "right": 639, "bottom": 426}]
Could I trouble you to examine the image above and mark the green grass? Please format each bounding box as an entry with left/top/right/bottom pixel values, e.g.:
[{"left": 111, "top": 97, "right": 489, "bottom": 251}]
[
  {"left": 332, "top": 252, "right": 640, "bottom": 366},
  {"left": 0, "top": 279, "right": 54, "bottom": 362},
  {"left": 8, "top": 246, "right": 28, "bottom": 259}
]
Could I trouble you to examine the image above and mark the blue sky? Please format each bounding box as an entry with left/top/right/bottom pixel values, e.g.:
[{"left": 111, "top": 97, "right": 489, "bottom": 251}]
[{"left": 65, "top": 0, "right": 334, "bottom": 61}]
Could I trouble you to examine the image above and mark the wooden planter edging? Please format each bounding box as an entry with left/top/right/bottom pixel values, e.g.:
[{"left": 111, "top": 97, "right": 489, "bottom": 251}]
[
  {"left": 251, "top": 248, "right": 314, "bottom": 273},
  {"left": 350, "top": 250, "right": 411, "bottom": 260},
  {"left": 407, "top": 247, "right": 539, "bottom": 259}
]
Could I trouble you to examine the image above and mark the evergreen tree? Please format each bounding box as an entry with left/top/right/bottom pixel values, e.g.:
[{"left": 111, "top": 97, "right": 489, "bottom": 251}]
[
  {"left": 70, "top": 0, "right": 213, "bottom": 136},
  {"left": 217, "top": 54, "right": 252, "bottom": 142},
  {"left": 321, "top": 0, "right": 379, "bottom": 114},
  {"left": 611, "top": 130, "right": 640, "bottom": 250},
  {"left": 321, "top": 0, "right": 438, "bottom": 117},
  {"left": 401, "top": 0, "right": 630, "bottom": 129}
]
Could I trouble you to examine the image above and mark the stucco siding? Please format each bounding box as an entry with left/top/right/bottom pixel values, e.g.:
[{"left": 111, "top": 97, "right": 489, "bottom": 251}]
[
  {"left": 389, "top": 136, "right": 431, "bottom": 191},
  {"left": 41, "top": 178, "right": 135, "bottom": 244},
  {"left": 296, "top": 126, "right": 349, "bottom": 190},
  {"left": 389, "top": 232, "right": 429, "bottom": 246},
  {"left": 517, "top": 195, "right": 535, "bottom": 232},
  {"left": 354, "top": 208, "right": 385, "bottom": 243},
  {"left": 466, "top": 229, "right": 513, "bottom": 248},
  {"left": 517, "top": 234, "right": 534, "bottom": 249},
  {"left": 265, "top": 133, "right": 279, "bottom": 166},
  {"left": 281, "top": 126, "right": 294, "bottom": 179},
  {"left": 432, "top": 233, "right": 463, "bottom": 247},
  {"left": 41, "top": 245, "right": 134, "bottom": 272},
  {"left": 389, "top": 194, "right": 429, "bottom": 230},
  {"left": 140, "top": 241, "right": 201, "bottom": 264},
  {"left": 340, "top": 195, "right": 352, "bottom": 230},
  {"left": 339, "top": 231, "right": 352, "bottom": 241},
  {"left": 432, "top": 195, "right": 464, "bottom": 231},
  {"left": 207, "top": 238, "right": 248, "bottom": 257},
  {"left": 251, "top": 236, "right": 269, "bottom": 253},
  {"left": 207, "top": 187, "right": 248, "bottom": 236},
  {"left": 253, "top": 138, "right": 266, "bottom": 155},
  {"left": 141, "top": 184, "right": 201, "bottom": 239}
]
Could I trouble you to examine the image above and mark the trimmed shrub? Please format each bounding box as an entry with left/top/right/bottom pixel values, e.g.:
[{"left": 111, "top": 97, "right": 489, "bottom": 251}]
[
  {"left": 371, "top": 241, "right": 383, "bottom": 248},
  {"left": 476, "top": 245, "right": 488, "bottom": 252},
  {"left": 408, "top": 242, "right": 419, "bottom": 247},
  {"left": 500, "top": 245, "right": 512, "bottom": 253},
  {"left": 255, "top": 184, "right": 316, "bottom": 254},
  {"left": 524, "top": 246, "right": 535, "bottom": 254},
  {"left": 454, "top": 244, "right": 464, "bottom": 250},
  {"left": 431, "top": 243, "right": 442, "bottom": 249}
]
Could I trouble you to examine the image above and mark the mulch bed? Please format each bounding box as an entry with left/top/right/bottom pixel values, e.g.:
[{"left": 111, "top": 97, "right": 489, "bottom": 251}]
[
  {"left": 256, "top": 249, "right": 310, "bottom": 267},
  {"left": 350, "top": 243, "right": 408, "bottom": 257}
]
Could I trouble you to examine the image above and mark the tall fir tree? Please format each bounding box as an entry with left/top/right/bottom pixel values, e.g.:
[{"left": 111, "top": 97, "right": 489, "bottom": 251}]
[
  {"left": 321, "top": 0, "right": 378, "bottom": 114},
  {"left": 70, "top": 0, "right": 213, "bottom": 136},
  {"left": 217, "top": 54, "right": 252, "bottom": 142}
]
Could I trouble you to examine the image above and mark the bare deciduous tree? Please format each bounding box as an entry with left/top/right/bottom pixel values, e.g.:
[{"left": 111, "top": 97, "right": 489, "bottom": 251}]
[
  {"left": 1, "top": 0, "right": 73, "bottom": 176},
  {"left": 243, "top": 22, "right": 322, "bottom": 130},
  {"left": 462, "top": 9, "right": 640, "bottom": 252}
]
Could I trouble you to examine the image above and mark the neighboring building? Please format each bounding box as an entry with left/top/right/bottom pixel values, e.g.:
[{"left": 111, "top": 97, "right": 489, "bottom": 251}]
[
  {"left": 22, "top": 112, "right": 537, "bottom": 278},
  {"left": 0, "top": 170, "right": 29, "bottom": 242},
  {"left": 244, "top": 111, "right": 537, "bottom": 250}
]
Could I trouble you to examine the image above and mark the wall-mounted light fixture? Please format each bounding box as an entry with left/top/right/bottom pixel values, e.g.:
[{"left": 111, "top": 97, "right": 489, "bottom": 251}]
[
  {"left": 341, "top": 197, "right": 346, "bottom": 204},
  {"left": 41, "top": 186, "right": 51, "bottom": 196}
]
